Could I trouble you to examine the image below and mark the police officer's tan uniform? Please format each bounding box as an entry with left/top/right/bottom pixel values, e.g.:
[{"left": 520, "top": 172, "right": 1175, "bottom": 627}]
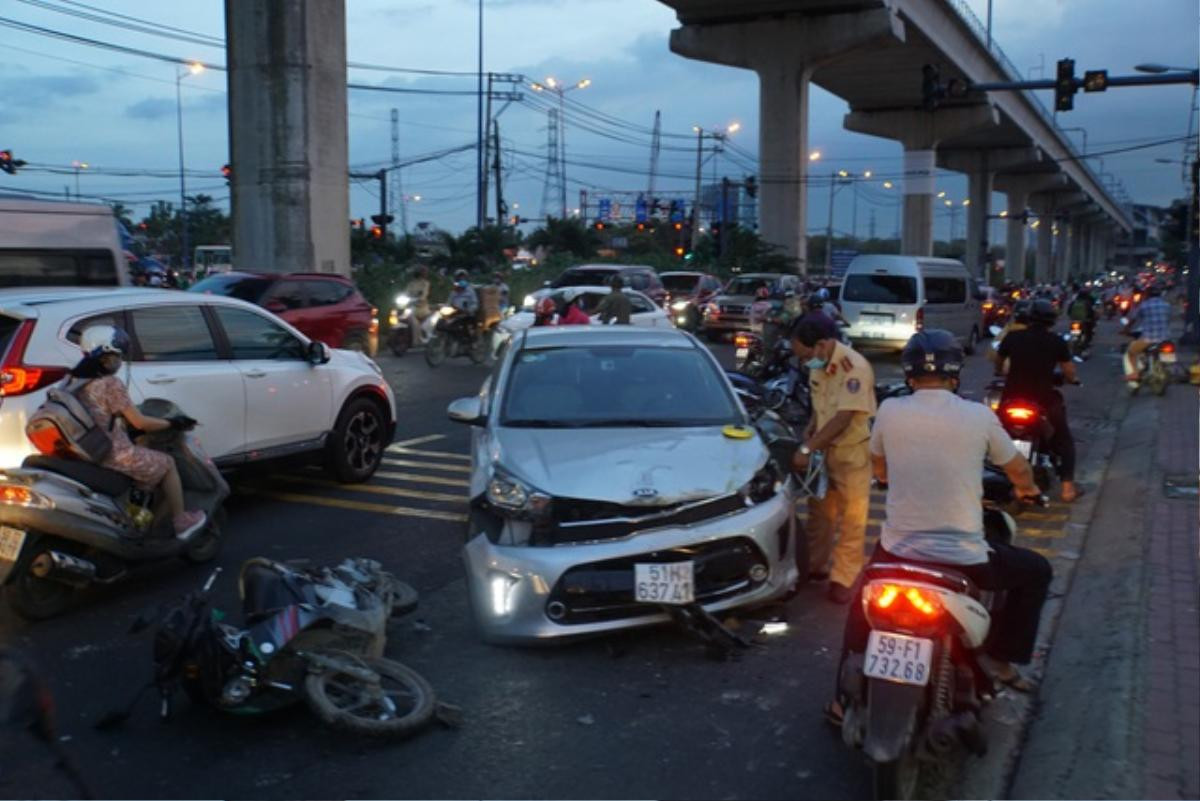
[{"left": 808, "top": 341, "right": 876, "bottom": 589}]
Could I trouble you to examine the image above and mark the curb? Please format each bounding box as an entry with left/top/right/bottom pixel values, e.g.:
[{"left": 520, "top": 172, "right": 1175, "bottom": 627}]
[{"left": 947, "top": 346, "right": 1134, "bottom": 800}]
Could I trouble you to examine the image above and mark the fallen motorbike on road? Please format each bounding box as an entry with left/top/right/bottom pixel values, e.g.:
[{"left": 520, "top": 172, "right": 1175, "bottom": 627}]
[
  {"left": 100, "top": 557, "right": 434, "bottom": 738},
  {"left": 837, "top": 468, "right": 1048, "bottom": 799},
  {"left": 0, "top": 400, "right": 228, "bottom": 621}
]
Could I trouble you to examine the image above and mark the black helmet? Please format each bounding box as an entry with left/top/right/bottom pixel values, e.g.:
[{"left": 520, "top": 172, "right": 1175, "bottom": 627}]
[
  {"left": 1030, "top": 298, "right": 1057, "bottom": 326},
  {"left": 901, "top": 329, "right": 964, "bottom": 378},
  {"left": 1146, "top": 284, "right": 1162, "bottom": 297},
  {"left": 1013, "top": 299, "right": 1033, "bottom": 323}
]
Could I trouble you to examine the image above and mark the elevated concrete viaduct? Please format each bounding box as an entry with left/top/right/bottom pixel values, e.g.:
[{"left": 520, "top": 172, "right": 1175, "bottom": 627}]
[{"left": 659, "top": 0, "right": 1133, "bottom": 278}]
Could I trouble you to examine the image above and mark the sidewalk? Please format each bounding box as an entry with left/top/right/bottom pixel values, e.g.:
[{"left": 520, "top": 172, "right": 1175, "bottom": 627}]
[
  {"left": 1008, "top": 357, "right": 1199, "bottom": 799},
  {"left": 1141, "top": 382, "right": 1199, "bottom": 800}
]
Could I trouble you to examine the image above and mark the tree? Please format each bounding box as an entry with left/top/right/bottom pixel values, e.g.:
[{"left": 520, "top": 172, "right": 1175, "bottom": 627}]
[
  {"left": 109, "top": 202, "right": 135, "bottom": 232},
  {"left": 526, "top": 216, "right": 599, "bottom": 259}
]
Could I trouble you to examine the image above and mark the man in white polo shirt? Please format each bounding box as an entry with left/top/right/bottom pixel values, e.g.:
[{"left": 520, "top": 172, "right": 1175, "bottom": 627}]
[{"left": 826, "top": 330, "right": 1052, "bottom": 725}]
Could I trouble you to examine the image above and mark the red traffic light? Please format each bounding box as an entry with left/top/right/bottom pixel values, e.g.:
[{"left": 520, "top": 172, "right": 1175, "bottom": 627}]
[
  {"left": 370, "top": 225, "right": 383, "bottom": 239},
  {"left": 221, "top": 163, "right": 232, "bottom": 180},
  {"left": 674, "top": 246, "right": 685, "bottom": 257}
]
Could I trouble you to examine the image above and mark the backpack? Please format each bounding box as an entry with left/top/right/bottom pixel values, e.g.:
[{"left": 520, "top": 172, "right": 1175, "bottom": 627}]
[{"left": 25, "top": 377, "right": 114, "bottom": 463}]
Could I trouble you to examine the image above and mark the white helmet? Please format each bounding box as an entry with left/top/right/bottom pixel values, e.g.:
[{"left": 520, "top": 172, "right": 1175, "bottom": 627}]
[{"left": 79, "top": 325, "right": 131, "bottom": 359}]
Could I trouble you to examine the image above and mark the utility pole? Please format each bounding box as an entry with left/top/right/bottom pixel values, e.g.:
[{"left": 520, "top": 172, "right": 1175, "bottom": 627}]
[
  {"left": 691, "top": 128, "right": 704, "bottom": 250},
  {"left": 475, "top": 0, "right": 484, "bottom": 230},
  {"left": 825, "top": 172, "right": 836, "bottom": 273},
  {"left": 377, "top": 169, "right": 388, "bottom": 240},
  {"left": 540, "top": 108, "right": 562, "bottom": 220},
  {"left": 648, "top": 110, "right": 661, "bottom": 199},
  {"left": 480, "top": 72, "right": 494, "bottom": 227},
  {"left": 1184, "top": 157, "right": 1200, "bottom": 343},
  {"left": 390, "top": 108, "right": 408, "bottom": 235},
  {"left": 493, "top": 121, "right": 505, "bottom": 226},
  {"left": 719, "top": 177, "right": 731, "bottom": 257}
]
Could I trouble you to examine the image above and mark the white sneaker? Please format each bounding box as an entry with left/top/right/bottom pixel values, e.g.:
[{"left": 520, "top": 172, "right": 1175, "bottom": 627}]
[{"left": 174, "top": 510, "right": 207, "bottom": 540}]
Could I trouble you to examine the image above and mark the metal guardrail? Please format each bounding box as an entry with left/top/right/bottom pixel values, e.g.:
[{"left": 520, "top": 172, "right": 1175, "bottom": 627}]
[{"left": 942, "top": 0, "right": 1130, "bottom": 218}]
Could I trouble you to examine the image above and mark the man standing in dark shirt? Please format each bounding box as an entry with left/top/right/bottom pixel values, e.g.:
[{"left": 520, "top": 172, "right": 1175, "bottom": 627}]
[
  {"left": 596, "top": 274, "right": 633, "bottom": 324},
  {"left": 996, "top": 299, "right": 1081, "bottom": 502}
]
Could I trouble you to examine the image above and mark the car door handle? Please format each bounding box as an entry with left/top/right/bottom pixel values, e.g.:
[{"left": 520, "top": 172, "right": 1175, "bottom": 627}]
[
  {"left": 146, "top": 375, "right": 176, "bottom": 385},
  {"left": 244, "top": 369, "right": 267, "bottom": 379}
]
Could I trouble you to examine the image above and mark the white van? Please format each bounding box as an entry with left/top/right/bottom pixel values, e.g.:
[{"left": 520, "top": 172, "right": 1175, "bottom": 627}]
[
  {"left": 838, "top": 255, "right": 982, "bottom": 353},
  {"left": 0, "top": 198, "right": 128, "bottom": 287}
]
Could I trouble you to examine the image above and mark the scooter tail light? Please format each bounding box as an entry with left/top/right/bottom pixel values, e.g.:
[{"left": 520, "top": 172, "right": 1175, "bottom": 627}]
[
  {"left": 1160, "top": 341, "right": 1176, "bottom": 354},
  {"left": 864, "top": 582, "right": 945, "bottom": 635},
  {"left": 1070, "top": 321, "right": 1082, "bottom": 331},
  {"left": 1003, "top": 405, "right": 1037, "bottom": 422},
  {"left": 734, "top": 334, "right": 752, "bottom": 348}
]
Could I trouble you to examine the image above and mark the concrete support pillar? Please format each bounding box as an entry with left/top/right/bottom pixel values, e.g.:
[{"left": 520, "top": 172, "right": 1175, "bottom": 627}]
[
  {"left": 1005, "top": 190, "right": 1028, "bottom": 283},
  {"left": 845, "top": 106, "right": 999, "bottom": 257},
  {"left": 670, "top": 9, "right": 904, "bottom": 273},
  {"left": 966, "top": 167, "right": 992, "bottom": 279},
  {"left": 1079, "top": 222, "right": 1093, "bottom": 274},
  {"left": 757, "top": 62, "right": 810, "bottom": 273},
  {"left": 226, "top": 0, "right": 349, "bottom": 275},
  {"left": 1031, "top": 198, "right": 1054, "bottom": 283},
  {"left": 1058, "top": 221, "right": 1074, "bottom": 281}
]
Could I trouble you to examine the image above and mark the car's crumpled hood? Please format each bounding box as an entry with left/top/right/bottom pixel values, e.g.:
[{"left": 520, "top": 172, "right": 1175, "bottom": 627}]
[{"left": 492, "top": 426, "right": 766, "bottom": 505}]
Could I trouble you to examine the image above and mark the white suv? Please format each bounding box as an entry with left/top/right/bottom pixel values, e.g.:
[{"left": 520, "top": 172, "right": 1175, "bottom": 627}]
[{"left": 0, "top": 287, "right": 396, "bottom": 481}]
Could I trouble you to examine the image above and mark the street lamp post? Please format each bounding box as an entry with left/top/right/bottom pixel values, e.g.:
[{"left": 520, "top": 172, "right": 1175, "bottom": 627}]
[
  {"left": 825, "top": 170, "right": 852, "bottom": 273},
  {"left": 71, "top": 160, "right": 88, "bottom": 199},
  {"left": 689, "top": 122, "right": 740, "bottom": 250},
  {"left": 175, "top": 61, "right": 203, "bottom": 274},
  {"left": 530, "top": 77, "right": 591, "bottom": 218}
]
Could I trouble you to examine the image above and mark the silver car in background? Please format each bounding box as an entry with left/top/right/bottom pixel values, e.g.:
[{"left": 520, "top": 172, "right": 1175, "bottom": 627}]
[{"left": 447, "top": 326, "right": 800, "bottom": 644}]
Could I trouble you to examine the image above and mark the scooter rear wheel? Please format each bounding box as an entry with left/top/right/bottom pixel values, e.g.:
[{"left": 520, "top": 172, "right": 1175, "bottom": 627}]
[
  {"left": 872, "top": 753, "right": 923, "bottom": 801},
  {"left": 389, "top": 328, "right": 411, "bottom": 357},
  {"left": 424, "top": 334, "right": 447, "bottom": 367},
  {"left": 5, "top": 538, "right": 77, "bottom": 620},
  {"left": 304, "top": 652, "right": 435, "bottom": 738}
]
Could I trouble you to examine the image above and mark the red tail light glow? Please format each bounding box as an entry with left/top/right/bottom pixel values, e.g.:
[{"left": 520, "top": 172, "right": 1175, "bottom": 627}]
[
  {"left": 865, "top": 582, "right": 945, "bottom": 633},
  {"left": 1070, "top": 321, "right": 1082, "bottom": 331},
  {"left": 1003, "top": 405, "right": 1037, "bottom": 422},
  {"left": 1, "top": 320, "right": 68, "bottom": 398},
  {"left": 733, "top": 334, "right": 752, "bottom": 348},
  {"left": 1161, "top": 342, "right": 1176, "bottom": 354},
  {"left": 982, "top": 302, "right": 994, "bottom": 310}
]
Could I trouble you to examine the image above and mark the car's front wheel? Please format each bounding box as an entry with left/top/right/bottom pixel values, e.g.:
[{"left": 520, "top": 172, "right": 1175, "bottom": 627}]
[{"left": 327, "top": 397, "right": 388, "bottom": 483}]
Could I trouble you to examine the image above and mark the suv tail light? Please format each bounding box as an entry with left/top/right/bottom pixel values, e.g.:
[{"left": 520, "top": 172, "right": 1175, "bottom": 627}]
[
  {"left": 864, "top": 581, "right": 945, "bottom": 635},
  {"left": 1, "top": 320, "right": 67, "bottom": 398},
  {"left": 915, "top": 306, "right": 925, "bottom": 331}
]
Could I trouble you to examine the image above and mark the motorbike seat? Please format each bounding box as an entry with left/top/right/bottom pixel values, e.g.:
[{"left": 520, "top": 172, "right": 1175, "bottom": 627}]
[
  {"left": 22, "top": 455, "right": 132, "bottom": 497},
  {"left": 239, "top": 560, "right": 318, "bottom": 623},
  {"left": 864, "top": 561, "right": 981, "bottom": 600}
]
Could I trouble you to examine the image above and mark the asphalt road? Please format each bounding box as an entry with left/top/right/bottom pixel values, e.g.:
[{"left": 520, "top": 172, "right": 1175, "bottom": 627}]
[{"left": 0, "top": 326, "right": 1122, "bottom": 800}]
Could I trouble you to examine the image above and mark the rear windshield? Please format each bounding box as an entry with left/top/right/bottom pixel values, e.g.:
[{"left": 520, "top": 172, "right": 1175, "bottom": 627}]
[
  {"left": 724, "top": 276, "right": 776, "bottom": 296},
  {"left": 552, "top": 269, "right": 616, "bottom": 288},
  {"left": 0, "top": 249, "right": 118, "bottom": 287},
  {"left": 842, "top": 274, "right": 918, "bottom": 305},
  {"left": 191, "top": 274, "right": 273, "bottom": 303},
  {"left": 661, "top": 274, "right": 700, "bottom": 292}
]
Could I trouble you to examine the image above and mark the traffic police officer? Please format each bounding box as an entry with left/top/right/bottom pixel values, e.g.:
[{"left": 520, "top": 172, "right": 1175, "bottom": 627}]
[{"left": 790, "top": 316, "right": 877, "bottom": 603}]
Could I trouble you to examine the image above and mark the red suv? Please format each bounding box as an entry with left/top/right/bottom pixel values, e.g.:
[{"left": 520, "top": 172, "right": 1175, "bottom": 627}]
[{"left": 191, "top": 272, "right": 378, "bottom": 356}]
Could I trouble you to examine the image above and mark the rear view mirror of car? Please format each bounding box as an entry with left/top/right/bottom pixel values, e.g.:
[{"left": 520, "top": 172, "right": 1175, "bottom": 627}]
[
  {"left": 447, "top": 396, "right": 485, "bottom": 426},
  {"left": 307, "top": 341, "right": 331, "bottom": 365}
]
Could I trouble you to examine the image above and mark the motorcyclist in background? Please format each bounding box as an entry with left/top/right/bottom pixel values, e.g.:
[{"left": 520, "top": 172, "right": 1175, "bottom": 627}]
[
  {"left": 492, "top": 272, "right": 511, "bottom": 312},
  {"left": 1067, "top": 285, "right": 1097, "bottom": 347},
  {"left": 404, "top": 265, "right": 432, "bottom": 321},
  {"left": 995, "top": 299, "right": 1081, "bottom": 502},
  {"left": 532, "top": 297, "right": 557, "bottom": 327},
  {"left": 810, "top": 287, "right": 847, "bottom": 326},
  {"left": 447, "top": 270, "right": 479, "bottom": 315},
  {"left": 1122, "top": 284, "right": 1172, "bottom": 381}
]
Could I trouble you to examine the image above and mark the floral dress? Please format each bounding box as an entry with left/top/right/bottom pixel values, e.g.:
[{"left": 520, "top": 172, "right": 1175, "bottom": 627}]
[{"left": 76, "top": 375, "right": 172, "bottom": 488}]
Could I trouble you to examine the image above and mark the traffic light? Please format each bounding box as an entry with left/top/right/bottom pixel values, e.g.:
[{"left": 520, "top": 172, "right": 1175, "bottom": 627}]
[
  {"left": 1082, "top": 69, "right": 1108, "bottom": 93},
  {"left": 674, "top": 246, "right": 686, "bottom": 259},
  {"left": 370, "top": 225, "right": 383, "bottom": 239},
  {"left": 221, "top": 163, "right": 232, "bottom": 184},
  {"left": 710, "top": 221, "right": 722, "bottom": 256},
  {"left": 1055, "top": 58, "right": 1077, "bottom": 111},
  {"left": 636, "top": 222, "right": 645, "bottom": 232},
  {"left": 0, "top": 149, "right": 26, "bottom": 175},
  {"left": 370, "top": 213, "right": 394, "bottom": 226},
  {"left": 594, "top": 220, "right": 605, "bottom": 231},
  {"left": 921, "top": 64, "right": 943, "bottom": 111},
  {"left": 744, "top": 175, "right": 757, "bottom": 199}
]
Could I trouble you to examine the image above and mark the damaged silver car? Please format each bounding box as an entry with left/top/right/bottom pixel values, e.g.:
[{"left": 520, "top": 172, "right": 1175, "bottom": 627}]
[{"left": 447, "top": 326, "right": 800, "bottom": 644}]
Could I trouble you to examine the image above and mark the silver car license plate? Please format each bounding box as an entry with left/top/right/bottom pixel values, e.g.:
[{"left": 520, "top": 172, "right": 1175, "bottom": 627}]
[
  {"left": 1014, "top": 439, "right": 1033, "bottom": 458},
  {"left": 634, "top": 562, "right": 694, "bottom": 605}
]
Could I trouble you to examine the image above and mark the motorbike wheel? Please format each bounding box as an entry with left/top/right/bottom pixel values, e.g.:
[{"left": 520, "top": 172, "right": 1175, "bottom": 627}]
[
  {"left": 1149, "top": 363, "right": 1168, "bottom": 396},
  {"left": 5, "top": 538, "right": 77, "bottom": 621},
  {"left": 304, "top": 652, "right": 435, "bottom": 738},
  {"left": 963, "top": 326, "right": 979, "bottom": 356},
  {"left": 389, "top": 580, "right": 419, "bottom": 618},
  {"left": 183, "top": 507, "right": 225, "bottom": 564},
  {"left": 467, "top": 334, "right": 489, "bottom": 365},
  {"left": 424, "top": 334, "right": 448, "bottom": 368},
  {"left": 872, "top": 753, "right": 923, "bottom": 801},
  {"left": 389, "top": 328, "right": 411, "bottom": 357}
]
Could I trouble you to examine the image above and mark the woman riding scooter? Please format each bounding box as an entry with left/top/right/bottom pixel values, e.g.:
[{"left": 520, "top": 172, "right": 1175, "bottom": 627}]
[{"left": 73, "top": 326, "right": 207, "bottom": 539}]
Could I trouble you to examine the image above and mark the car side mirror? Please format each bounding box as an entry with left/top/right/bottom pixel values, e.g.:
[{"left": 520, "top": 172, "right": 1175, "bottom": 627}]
[
  {"left": 447, "top": 396, "right": 485, "bottom": 426},
  {"left": 306, "top": 341, "right": 331, "bottom": 365}
]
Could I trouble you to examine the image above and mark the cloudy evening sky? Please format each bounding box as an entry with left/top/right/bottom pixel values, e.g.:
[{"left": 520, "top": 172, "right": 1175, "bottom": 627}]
[{"left": 0, "top": 0, "right": 1195, "bottom": 243}]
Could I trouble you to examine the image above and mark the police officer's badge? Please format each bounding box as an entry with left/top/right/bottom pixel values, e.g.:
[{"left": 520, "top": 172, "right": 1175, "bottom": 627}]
[{"left": 846, "top": 378, "right": 861, "bottom": 394}]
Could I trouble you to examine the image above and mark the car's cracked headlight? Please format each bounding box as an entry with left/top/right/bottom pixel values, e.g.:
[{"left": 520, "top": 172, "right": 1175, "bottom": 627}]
[
  {"left": 487, "top": 467, "right": 551, "bottom": 519},
  {"left": 740, "top": 461, "right": 781, "bottom": 504}
]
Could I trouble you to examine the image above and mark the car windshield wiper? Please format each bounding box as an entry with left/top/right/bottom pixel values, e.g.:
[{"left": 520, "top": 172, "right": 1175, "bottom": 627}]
[
  {"left": 570, "top": 418, "right": 722, "bottom": 428},
  {"left": 502, "top": 419, "right": 579, "bottom": 428}
]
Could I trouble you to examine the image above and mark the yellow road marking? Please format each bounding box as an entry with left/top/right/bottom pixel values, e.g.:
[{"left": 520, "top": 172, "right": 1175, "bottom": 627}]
[
  {"left": 374, "top": 470, "right": 470, "bottom": 488},
  {"left": 386, "top": 446, "right": 471, "bottom": 462},
  {"left": 392, "top": 434, "right": 446, "bottom": 447},
  {"left": 273, "top": 474, "right": 465, "bottom": 503},
  {"left": 243, "top": 488, "right": 467, "bottom": 522},
  {"left": 382, "top": 458, "right": 472, "bottom": 474}
]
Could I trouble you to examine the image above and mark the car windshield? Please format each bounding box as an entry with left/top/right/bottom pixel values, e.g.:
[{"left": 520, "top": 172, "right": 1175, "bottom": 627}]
[
  {"left": 724, "top": 276, "right": 775, "bottom": 296},
  {"left": 501, "top": 345, "right": 741, "bottom": 428},
  {"left": 191, "top": 274, "right": 274, "bottom": 303},
  {"left": 842, "top": 274, "right": 919, "bottom": 304},
  {"left": 552, "top": 269, "right": 616, "bottom": 288},
  {"left": 661, "top": 274, "right": 700, "bottom": 292}
]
